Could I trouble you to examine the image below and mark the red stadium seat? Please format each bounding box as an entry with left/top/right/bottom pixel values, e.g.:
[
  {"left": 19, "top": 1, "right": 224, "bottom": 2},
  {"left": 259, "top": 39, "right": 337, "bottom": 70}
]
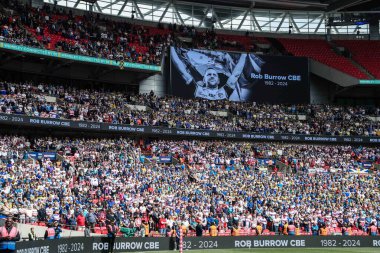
[
  {"left": 335, "top": 40, "right": 380, "bottom": 79},
  {"left": 278, "top": 38, "right": 369, "bottom": 79},
  {"left": 100, "top": 227, "right": 108, "bottom": 234},
  {"left": 94, "top": 227, "right": 101, "bottom": 234},
  {"left": 250, "top": 229, "right": 257, "bottom": 236}
]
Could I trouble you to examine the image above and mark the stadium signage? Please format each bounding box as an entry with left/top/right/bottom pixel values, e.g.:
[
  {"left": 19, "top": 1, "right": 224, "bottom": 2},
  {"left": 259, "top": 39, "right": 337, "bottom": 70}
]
[
  {"left": 359, "top": 80, "right": 380, "bottom": 85},
  {"left": 15, "top": 236, "right": 380, "bottom": 252},
  {"left": 159, "top": 156, "right": 172, "bottom": 163},
  {"left": 170, "top": 47, "right": 310, "bottom": 104},
  {"left": 1, "top": 113, "right": 379, "bottom": 144},
  {"left": 27, "top": 152, "right": 57, "bottom": 160},
  {"left": 0, "top": 42, "right": 161, "bottom": 72}
]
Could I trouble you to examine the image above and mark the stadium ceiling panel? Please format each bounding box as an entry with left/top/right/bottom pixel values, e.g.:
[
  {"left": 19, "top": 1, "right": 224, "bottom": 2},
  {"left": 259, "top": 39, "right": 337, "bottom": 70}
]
[{"left": 44, "top": 0, "right": 376, "bottom": 34}]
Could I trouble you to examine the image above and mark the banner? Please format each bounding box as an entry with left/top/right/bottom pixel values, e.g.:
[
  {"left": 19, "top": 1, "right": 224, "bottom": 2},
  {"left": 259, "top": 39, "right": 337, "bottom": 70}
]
[
  {"left": 349, "top": 168, "right": 369, "bottom": 174},
  {"left": 15, "top": 236, "right": 380, "bottom": 253},
  {"left": 28, "top": 152, "right": 57, "bottom": 160},
  {"left": 257, "top": 159, "right": 275, "bottom": 166},
  {"left": 360, "top": 80, "right": 380, "bottom": 85},
  {"left": 0, "top": 42, "right": 161, "bottom": 72},
  {"left": 0, "top": 113, "right": 379, "bottom": 144},
  {"left": 159, "top": 156, "right": 172, "bottom": 163},
  {"left": 361, "top": 162, "right": 373, "bottom": 168},
  {"left": 170, "top": 47, "right": 309, "bottom": 103}
]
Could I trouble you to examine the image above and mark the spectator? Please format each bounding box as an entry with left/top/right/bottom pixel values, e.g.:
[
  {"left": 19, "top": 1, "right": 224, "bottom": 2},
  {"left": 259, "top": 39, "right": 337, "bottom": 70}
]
[
  {"left": 195, "top": 222, "right": 203, "bottom": 237},
  {"left": 76, "top": 212, "right": 85, "bottom": 231},
  {"left": 319, "top": 224, "right": 328, "bottom": 236},
  {"left": 44, "top": 223, "right": 55, "bottom": 240},
  {"left": 0, "top": 80, "right": 378, "bottom": 136},
  {"left": 84, "top": 223, "right": 91, "bottom": 237},
  {"left": 86, "top": 210, "right": 97, "bottom": 232},
  {"left": 0, "top": 217, "right": 20, "bottom": 253},
  {"left": 0, "top": 134, "right": 379, "bottom": 238},
  {"left": 107, "top": 220, "right": 118, "bottom": 253},
  {"left": 369, "top": 222, "right": 377, "bottom": 236},
  {"left": 209, "top": 222, "right": 218, "bottom": 236},
  {"left": 288, "top": 221, "right": 296, "bottom": 236}
]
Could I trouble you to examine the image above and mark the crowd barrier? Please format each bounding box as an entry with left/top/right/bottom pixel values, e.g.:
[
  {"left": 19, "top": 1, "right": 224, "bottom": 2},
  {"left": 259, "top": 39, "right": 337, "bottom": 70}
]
[
  {"left": 15, "top": 236, "right": 380, "bottom": 253},
  {"left": 0, "top": 113, "right": 379, "bottom": 144}
]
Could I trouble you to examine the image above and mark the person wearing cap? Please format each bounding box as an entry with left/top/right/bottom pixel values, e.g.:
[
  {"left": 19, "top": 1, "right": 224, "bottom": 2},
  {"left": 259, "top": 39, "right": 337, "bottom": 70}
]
[{"left": 0, "top": 217, "right": 20, "bottom": 253}]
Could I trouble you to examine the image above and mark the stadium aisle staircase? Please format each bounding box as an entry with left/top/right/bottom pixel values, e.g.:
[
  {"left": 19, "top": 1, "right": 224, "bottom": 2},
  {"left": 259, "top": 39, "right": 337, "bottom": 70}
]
[{"left": 335, "top": 40, "right": 380, "bottom": 79}]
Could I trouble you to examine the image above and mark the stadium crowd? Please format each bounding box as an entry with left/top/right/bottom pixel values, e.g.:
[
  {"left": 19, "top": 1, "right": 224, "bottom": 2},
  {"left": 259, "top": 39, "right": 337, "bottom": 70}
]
[
  {"left": 0, "top": 80, "right": 379, "bottom": 136},
  {"left": 0, "top": 135, "right": 379, "bottom": 237},
  {"left": 0, "top": 0, "right": 170, "bottom": 65},
  {"left": 0, "top": 10, "right": 40, "bottom": 47},
  {"left": 0, "top": 0, "right": 380, "bottom": 243},
  {"left": 0, "top": 0, "right": 254, "bottom": 66}
]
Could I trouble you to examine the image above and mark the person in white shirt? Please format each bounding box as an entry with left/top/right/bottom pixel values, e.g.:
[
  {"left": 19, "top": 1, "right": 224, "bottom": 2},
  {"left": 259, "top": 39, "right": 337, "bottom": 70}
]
[{"left": 273, "top": 214, "right": 281, "bottom": 233}]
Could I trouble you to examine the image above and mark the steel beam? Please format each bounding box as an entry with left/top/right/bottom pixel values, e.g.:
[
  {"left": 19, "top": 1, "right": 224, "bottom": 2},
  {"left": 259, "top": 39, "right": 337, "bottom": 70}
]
[
  {"left": 117, "top": 0, "right": 128, "bottom": 15},
  {"left": 158, "top": 2, "right": 171, "bottom": 23}
]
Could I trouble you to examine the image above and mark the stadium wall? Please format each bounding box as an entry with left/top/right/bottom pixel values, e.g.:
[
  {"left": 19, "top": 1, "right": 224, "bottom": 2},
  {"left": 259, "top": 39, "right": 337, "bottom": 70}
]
[
  {"left": 310, "top": 74, "right": 336, "bottom": 104},
  {"left": 309, "top": 59, "right": 358, "bottom": 87},
  {"left": 139, "top": 74, "right": 166, "bottom": 97},
  {"left": 369, "top": 18, "right": 380, "bottom": 40},
  {"left": 16, "top": 223, "right": 87, "bottom": 238},
  {"left": 15, "top": 223, "right": 105, "bottom": 239}
]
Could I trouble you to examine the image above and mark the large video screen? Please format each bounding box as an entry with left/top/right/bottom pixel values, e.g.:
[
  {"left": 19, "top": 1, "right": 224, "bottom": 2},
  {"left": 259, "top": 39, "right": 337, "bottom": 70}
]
[{"left": 170, "top": 47, "right": 310, "bottom": 103}]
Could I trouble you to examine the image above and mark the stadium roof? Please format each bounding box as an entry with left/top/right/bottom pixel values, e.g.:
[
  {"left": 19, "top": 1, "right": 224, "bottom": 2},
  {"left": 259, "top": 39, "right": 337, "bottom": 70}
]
[
  {"left": 47, "top": 0, "right": 379, "bottom": 34},
  {"left": 179, "top": 0, "right": 379, "bottom": 11},
  {"left": 51, "top": 0, "right": 380, "bottom": 12}
]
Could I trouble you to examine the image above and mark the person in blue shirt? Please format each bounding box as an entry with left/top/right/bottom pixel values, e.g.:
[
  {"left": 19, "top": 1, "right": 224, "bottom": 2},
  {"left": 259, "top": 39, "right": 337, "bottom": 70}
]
[
  {"left": 311, "top": 222, "right": 319, "bottom": 236},
  {"left": 172, "top": 223, "right": 181, "bottom": 251},
  {"left": 54, "top": 221, "right": 62, "bottom": 239}
]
